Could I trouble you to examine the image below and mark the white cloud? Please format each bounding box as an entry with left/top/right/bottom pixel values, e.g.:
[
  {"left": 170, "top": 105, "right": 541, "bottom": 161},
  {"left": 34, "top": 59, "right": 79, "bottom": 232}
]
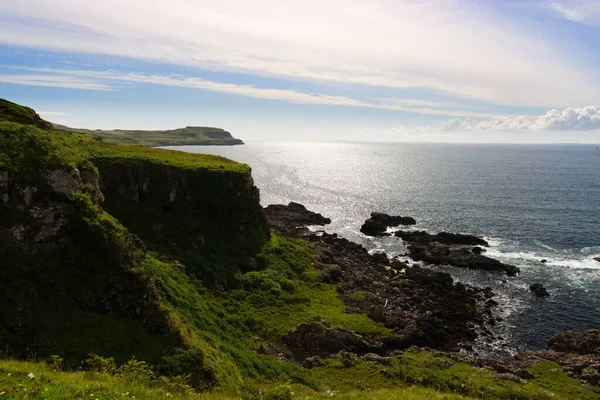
[
  {"left": 442, "top": 105, "right": 600, "bottom": 131},
  {"left": 0, "top": 74, "right": 112, "bottom": 90},
  {"left": 548, "top": 1, "right": 600, "bottom": 25},
  {"left": 0, "top": 68, "right": 503, "bottom": 118},
  {"left": 0, "top": 0, "right": 598, "bottom": 108}
]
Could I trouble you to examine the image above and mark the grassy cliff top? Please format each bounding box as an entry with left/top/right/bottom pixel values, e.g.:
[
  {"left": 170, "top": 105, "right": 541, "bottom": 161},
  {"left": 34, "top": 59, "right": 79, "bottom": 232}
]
[
  {"left": 0, "top": 121, "right": 249, "bottom": 174},
  {"left": 53, "top": 124, "right": 245, "bottom": 147},
  {"left": 0, "top": 98, "right": 244, "bottom": 147},
  {"left": 0, "top": 99, "right": 54, "bottom": 130}
]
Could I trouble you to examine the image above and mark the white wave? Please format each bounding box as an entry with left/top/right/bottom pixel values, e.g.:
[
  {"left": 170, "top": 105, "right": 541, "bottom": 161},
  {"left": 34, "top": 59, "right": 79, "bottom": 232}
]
[{"left": 486, "top": 248, "right": 600, "bottom": 271}]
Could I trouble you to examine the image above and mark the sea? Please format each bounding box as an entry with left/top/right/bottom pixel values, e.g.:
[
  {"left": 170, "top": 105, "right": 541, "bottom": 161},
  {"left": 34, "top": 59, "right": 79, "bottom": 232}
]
[{"left": 166, "top": 141, "right": 600, "bottom": 353}]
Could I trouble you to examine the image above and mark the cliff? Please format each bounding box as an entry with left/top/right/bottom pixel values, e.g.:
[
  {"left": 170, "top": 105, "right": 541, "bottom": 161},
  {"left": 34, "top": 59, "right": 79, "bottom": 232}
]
[{"left": 0, "top": 120, "right": 269, "bottom": 389}]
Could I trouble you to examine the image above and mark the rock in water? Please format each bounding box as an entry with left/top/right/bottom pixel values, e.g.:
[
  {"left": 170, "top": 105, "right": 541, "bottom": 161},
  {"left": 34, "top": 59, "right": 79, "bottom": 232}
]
[
  {"left": 360, "top": 212, "right": 416, "bottom": 236},
  {"left": 529, "top": 283, "right": 550, "bottom": 297},
  {"left": 593, "top": 256, "right": 600, "bottom": 262}
]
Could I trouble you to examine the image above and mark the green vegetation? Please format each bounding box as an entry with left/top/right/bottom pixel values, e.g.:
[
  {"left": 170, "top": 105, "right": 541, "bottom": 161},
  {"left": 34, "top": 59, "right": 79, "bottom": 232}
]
[
  {"left": 1, "top": 107, "right": 598, "bottom": 400},
  {"left": 0, "top": 99, "right": 53, "bottom": 130},
  {"left": 53, "top": 124, "right": 244, "bottom": 147},
  {"left": 0, "top": 97, "right": 244, "bottom": 147}
]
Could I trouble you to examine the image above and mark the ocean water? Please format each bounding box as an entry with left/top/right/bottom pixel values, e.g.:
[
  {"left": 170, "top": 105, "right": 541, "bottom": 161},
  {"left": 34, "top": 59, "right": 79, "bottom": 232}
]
[{"left": 167, "top": 142, "right": 600, "bottom": 352}]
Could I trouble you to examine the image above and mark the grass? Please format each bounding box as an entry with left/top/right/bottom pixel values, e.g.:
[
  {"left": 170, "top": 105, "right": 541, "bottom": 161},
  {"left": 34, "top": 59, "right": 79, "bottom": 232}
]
[
  {"left": 0, "top": 97, "right": 243, "bottom": 147},
  {"left": 0, "top": 99, "right": 53, "bottom": 130},
  {"left": 53, "top": 125, "right": 244, "bottom": 147},
  {"left": 0, "top": 359, "right": 477, "bottom": 400}
]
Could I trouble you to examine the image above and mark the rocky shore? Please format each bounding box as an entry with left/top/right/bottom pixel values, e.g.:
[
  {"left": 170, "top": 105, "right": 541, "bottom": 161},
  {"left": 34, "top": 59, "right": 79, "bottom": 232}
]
[{"left": 265, "top": 203, "right": 600, "bottom": 388}]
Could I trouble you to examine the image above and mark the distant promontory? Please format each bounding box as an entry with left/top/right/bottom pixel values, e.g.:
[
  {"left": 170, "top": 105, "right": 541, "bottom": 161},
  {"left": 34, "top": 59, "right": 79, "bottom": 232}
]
[{"left": 0, "top": 98, "right": 244, "bottom": 146}]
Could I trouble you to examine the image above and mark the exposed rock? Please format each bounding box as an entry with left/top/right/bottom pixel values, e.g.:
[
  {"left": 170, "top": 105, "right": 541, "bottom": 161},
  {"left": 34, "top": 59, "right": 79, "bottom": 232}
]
[
  {"left": 319, "top": 264, "right": 342, "bottom": 283},
  {"left": 267, "top": 203, "right": 499, "bottom": 358},
  {"left": 19, "top": 186, "right": 36, "bottom": 205},
  {"left": 360, "top": 212, "right": 416, "bottom": 236},
  {"left": 80, "top": 169, "right": 105, "bottom": 202},
  {"left": 395, "top": 230, "right": 518, "bottom": 276},
  {"left": 549, "top": 330, "right": 600, "bottom": 355},
  {"left": 594, "top": 257, "right": 600, "bottom": 262},
  {"left": 529, "top": 283, "right": 550, "bottom": 297},
  {"left": 361, "top": 353, "right": 391, "bottom": 365},
  {"left": 0, "top": 171, "right": 9, "bottom": 188},
  {"left": 45, "top": 168, "right": 82, "bottom": 197},
  {"left": 395, "top": 230, "right": 488, "bottom": 246},
  {"left": 284, "top": 323, "right": 381, "bottom": 358},
  {"left": 472, "top": 246, "right": 484, "bottom": 254},
  {"left": 359, "top": 218, "right": 389, "bottom": 236},
  {"left": 265, "top": 202, "right": 331, "bottom": 237},
  {"left": 472, "top": 348, "right": 600, "bottom": 387},
  {"left": 302, "top": 356, "right": 326, "bottom": 369}
]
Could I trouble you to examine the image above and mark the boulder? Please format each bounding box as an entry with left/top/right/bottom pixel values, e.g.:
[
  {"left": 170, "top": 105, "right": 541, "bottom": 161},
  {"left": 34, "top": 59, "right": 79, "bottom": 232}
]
[
  {"left": 360, "top": 218, "right": 388, "bottom": 236},
  {"left": 594, "top": 257, "right": 600, "bottom": 262},
  {"left": 370, "top": 212, "right": 416, "bottom": 227},
  {"left": 472, "top": 246, "right": 484, "bottom": 254},
  {"left": 360, "top": 212, "right": 416, "bottom": 236},
  {"left": 529, "top": 283, "right": 549, "bottom": 297}
]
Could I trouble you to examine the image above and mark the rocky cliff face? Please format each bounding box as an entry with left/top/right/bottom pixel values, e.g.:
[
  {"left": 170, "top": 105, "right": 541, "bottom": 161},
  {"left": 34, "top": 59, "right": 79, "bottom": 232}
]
[
  {"left": 94, "top": 158, "right": 270, "bottom": 282},
  {"left": 0, "top": 163, "right": 178, "bottom": 364}
]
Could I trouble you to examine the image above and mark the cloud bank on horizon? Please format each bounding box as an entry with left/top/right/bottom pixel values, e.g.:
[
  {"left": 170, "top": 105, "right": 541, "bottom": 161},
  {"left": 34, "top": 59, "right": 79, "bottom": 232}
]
[
  {"left": 1, "top": 0, "right": 600, "bottom": 141},
  {"left": 443, "top": 105, "right": 600, "bottom": 131}
]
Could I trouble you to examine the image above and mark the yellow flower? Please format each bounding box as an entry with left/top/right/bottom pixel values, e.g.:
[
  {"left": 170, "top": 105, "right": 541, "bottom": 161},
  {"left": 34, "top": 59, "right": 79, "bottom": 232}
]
[{"left": 7, "top": 373, "right": 11, "bottom": 376}]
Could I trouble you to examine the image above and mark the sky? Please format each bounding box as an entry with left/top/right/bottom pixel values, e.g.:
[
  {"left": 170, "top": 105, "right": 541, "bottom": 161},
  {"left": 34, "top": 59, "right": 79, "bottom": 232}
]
[{"left": 1, "top": 0, "right": 600, "bottom": 143}]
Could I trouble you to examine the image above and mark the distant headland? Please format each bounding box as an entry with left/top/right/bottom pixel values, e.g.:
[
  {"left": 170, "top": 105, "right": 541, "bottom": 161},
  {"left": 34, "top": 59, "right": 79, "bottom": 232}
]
[{"left": 0, "top": 98, "right": 244, "bottom": 147}]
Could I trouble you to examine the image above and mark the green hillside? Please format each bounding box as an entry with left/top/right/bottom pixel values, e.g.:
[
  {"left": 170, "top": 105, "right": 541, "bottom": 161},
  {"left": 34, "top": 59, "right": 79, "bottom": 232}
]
[{"left": 0, "top": 104, "right": 598, "bottom": 399}]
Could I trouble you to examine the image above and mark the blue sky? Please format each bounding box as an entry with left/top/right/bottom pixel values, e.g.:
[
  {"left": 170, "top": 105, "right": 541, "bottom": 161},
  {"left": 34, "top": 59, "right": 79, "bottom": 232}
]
[{"left": 1, "top": 0, "right": 600, "bottom": 142}]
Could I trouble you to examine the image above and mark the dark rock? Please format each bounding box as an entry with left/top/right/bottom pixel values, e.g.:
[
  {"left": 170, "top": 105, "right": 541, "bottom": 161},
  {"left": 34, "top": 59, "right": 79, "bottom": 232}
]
[
  {"left": 529, "top": 283, "right": 550, "bottom": 297},
  {"left": 361, "top": 353, "right": 391, "bottom": 365},
  {"left": 540, "top": 259, "right": 547, "bottom": 263},
  {"left": 267, "top": 203, "right": 496, "bottom": 356},
  {"left": 594, "top": 257, "right": 600, "bottom": 262},
  {"left": 360, "top": 212, "right": 416, "bottom": 236},
  {"left": 319, "top": 264, "right": 342, "bottom": 283},
  {"left": 302, "top": 356, "right": 325, "bottom": 369},
  {"left": 497, "top": 372, "right": 521, "bottom": 382},
  {"left": 284, "top": 323, "right": 381, "bottom": 358},
  {"left": 472, "top": 246, "right": 484, "bottom": 254},
  {"left": 265, "top": 202, "right": 331, "bottom": 236},
  {"left": 360, "top": 218, "right": 388, "bottom": 236},
  {"left": 394, "top": 230, "right": 518, "bottom": 276},
  {"left": 370, "top": 212, "right": 416, "bottom": 227},
  {"left": 548, "top": 330, "right": 600, "bottom": 355}
]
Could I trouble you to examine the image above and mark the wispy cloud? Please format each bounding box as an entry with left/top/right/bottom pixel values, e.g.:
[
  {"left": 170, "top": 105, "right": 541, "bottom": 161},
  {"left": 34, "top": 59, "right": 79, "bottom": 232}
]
[
  {"left": 0, "top": 67, "right": 505, "bottom": 118},
  {"left": 547, "top": 0, "right": 600, "bottom": 26},
  {"left": 0, "top": 74, "right": 112, "bottom": 90},
  {"left": 0, "top": 0, "right": 598, "bottom": 108},
  {"left": 442, "top": 105, "right": 600, "bottom": 131}
]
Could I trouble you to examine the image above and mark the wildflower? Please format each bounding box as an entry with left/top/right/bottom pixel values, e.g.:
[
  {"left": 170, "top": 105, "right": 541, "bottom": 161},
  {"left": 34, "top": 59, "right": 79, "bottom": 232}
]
[
  {"left": 90, "top": 394, "right": 94, "bottom": 397},
  {"left": 27, "top": 373, "right": 35, "bottom": 379},
  {"left": 6, "top": 373, "right": 10, "bottom": 376}
]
